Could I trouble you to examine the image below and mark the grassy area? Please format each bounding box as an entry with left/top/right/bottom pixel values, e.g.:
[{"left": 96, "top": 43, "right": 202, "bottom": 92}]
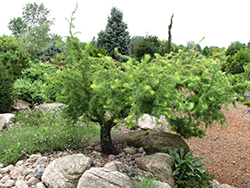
[{"left": 0, "top": 108, "right": 100, "bottom": 165}]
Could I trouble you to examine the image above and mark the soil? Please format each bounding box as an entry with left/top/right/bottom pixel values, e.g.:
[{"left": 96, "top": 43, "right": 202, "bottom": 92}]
[{"left": 182, "top": 102, "right": 250, "bottom": 188}]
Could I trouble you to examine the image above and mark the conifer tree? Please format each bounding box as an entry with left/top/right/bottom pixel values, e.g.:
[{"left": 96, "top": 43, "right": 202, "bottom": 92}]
[{"left": 96, "top": 7, "right": 130, "bottom": 62}]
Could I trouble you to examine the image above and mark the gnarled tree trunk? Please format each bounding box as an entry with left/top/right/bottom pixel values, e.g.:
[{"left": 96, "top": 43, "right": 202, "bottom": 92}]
[{"left": 100, "top": 120, "right": 119, "bottom": 155}]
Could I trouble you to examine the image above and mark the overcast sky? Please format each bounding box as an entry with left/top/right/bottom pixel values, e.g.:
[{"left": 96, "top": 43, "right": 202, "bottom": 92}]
[{"left": 1, "top": 0, "right": 249, "bottom": 49}]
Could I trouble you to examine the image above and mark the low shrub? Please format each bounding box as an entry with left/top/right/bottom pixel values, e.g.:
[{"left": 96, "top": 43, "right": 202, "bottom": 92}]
[
  {"left": 168, "top": 147, "right": 214, "bottom": 188},
  {"left": 13, "top": 78, "right": 44, "bottom": 104}
]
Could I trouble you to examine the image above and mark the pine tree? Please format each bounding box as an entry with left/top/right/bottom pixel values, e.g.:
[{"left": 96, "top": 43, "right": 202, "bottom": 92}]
[{"left": 97, "top": 7, "right": 130, "bottom": 62}]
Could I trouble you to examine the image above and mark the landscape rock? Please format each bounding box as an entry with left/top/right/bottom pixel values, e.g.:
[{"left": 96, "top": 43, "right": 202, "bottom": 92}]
[
  {"left": 36, "top": 103, "right": 65, "bottom": 111},
  {"left": 77, "top": 167, "right": 133, "bottom": 188},
  {"left": 123, "top": 147, "right": 137, "bottom": 155},
  {"left": 0, "top": 113, "right": 15, "bottom": 131},
  {"left": 244, "top": 92, "right": 250, "bottom": 99},
  {"left": 33, "top": 168, "right": 45, "bottom": 180},
  {"left": 136, "top": 153, "right": 175, "bottom": 188},
  {"left": 41, "top": 153, "right": 92, "bottom": 188},
  {"left": 104, "top": 161, "right": 119, "bottom": 172},
  {"left": 219, "top": 184, "right": 232, "bottom": 188},
  {"left": 88, "top": 131, "right": 190, "bottom": 155},
  {"left": 0, "top": 165, "right": 14, "bottom": 174},
  {"left": 12, "top": 99, "right": 32, "bottom": 111},
  {"left": 138, "top": 114, "right": 168, "bottom": 131}
]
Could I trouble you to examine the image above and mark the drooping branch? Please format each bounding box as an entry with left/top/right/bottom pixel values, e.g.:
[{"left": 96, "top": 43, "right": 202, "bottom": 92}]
[{"left": 167, "top": 14, "right": 174, "bottom": 54}]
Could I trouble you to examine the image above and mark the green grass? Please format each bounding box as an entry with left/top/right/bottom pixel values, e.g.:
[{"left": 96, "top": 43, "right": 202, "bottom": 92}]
[{"left": 0, "top": 108, "right": 100, "bottom": 165}]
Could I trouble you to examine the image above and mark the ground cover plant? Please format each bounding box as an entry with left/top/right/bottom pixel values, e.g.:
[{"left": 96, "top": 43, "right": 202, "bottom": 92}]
[
  {"left": 0, "top": 108, "right": 100, "bottom": 165},
  {"left": 169, "top": 147, "right": 214, "bottom": 188}
]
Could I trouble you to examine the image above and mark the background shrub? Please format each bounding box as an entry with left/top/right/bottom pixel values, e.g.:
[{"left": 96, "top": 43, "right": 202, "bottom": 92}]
[
  {"left": 13, "top": 78, "right": 44, "bottom": 104},
  {"left": 0, "top": 63, "right": 13, "bottom": 113},
  {"left": 39, "top": 41, "right": 63, "bottom": 61},
  {"left": 225, "top": 48, "right": 250, "bottom": 74},
  {"left": 0, "top": 35, "right": 30, "bottom": 79},
  {"left": 13, "top": 62, "right": 58, "bottom": 103}
]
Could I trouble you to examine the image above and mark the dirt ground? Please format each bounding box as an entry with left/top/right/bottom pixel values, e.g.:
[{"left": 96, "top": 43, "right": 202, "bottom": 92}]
[{"left": 183, "top": 102, "right": 250, "bottom": 188}]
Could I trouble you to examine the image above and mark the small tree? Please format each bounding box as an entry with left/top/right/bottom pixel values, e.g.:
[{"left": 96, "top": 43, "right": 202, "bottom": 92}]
[
  {"left": 55, "top": 4, "right": 235, "bottom": 155},
  {"left": 96, "top": 7, "right": 130, "bottom": 62}
]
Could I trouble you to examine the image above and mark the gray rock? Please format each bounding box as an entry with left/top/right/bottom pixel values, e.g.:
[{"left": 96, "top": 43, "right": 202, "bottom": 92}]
[
  {"left": 27, "top": 177, "right": 40, "bottom": 186},
  {"left": 2, "top": 179, "right": 15, "bottom": 187},
  {"left": 244, "top": 92, "right": 250, "bottom": 99},
  {"left": 219, "top": 184, "right": 232, "bottom": 188},
  {"left": 36, "top": 103, "right": 65, "bottom": 111},
  {"left": 137, "top": 147, "right": 144, "bottom": 153},
  {"left": 89, "top": 131, "right": 189, "bottom": 155},
  {"left": 116, "top": 152, "right": 125, "bottom": 158},
  {"left": 33, "top": 168, "right": 45, "bottom": 180},
  {"left": 0, "top": 175, "right": 10, "bottom": 184},
  {"left": 210, "top": 179, "right": 220, "bottom": 188},
  {"left": 104, "top": 161, "right": 119, "bottom": 172},
  {"left": 136, "top": 153, "right": 175, "bottom": 188},
  {"left": 77, "top": 167, "right": 133, "bottom": 188},
  {"left": 12, "top": 99, "right": 32, "bottom": 111},
  {"left": 108, "top": 154, "right": 116, "bottom": 160},
  {"left": 123, "top": 147, "right": 137, "bottom": 155},
  {"left": 36, "top": 157, "right": 47, "bottom": 165},
  {"left": 22, "top": 168, "right": 33, "bottom": 176},
  {"left": 35, "top": 182, "right": 47, "bottom": 188},
  {"left": 0, "top": 165, "right": 14, "bottom": 174},
  {"left": 138, "top": 114, "right": 168, "bottom": 131},
  {"left": 0, "top": 113, "right": 15, "bottom": 131},
  {"left": 42, "top": 154, "right": 92, "bottom": 188}
]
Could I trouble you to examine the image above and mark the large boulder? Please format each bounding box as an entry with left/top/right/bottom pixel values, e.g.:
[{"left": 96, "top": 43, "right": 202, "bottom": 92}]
[
  {"left": 0, "top": 113, "right": 15, "bottom": 131},
  {"left": 77, "top": 167, "right": 133, "bottom": 188},
  {"left": 88, "top": 131, "right": 189, "bottom": 155},
  {"left": 41, "top": 154, "right": 92, "bottom": 188},
  {"left": 136, "top": 153, "right": 175, "bottom": 188}
]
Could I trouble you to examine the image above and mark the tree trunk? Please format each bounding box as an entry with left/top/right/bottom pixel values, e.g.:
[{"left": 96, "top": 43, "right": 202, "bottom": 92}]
[
  {"left": 167, "top": 14, "right": 174, "bottom": 54},
  {"left": 100, "top": 121, "right": 119, "bottom": 155}
]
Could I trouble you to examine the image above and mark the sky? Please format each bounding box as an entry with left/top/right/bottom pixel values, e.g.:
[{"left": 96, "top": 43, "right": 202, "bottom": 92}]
[{"left": 1, "top": 0, "right": 249, "bottom": 49}]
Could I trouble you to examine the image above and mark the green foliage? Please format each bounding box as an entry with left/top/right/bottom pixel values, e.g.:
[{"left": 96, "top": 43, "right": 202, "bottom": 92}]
[
  {"left": 168, "top": 147, "right": 214, "bottom": 188},
  {"left": 54, "top": 4, "right": 235, "bottom": 155},
  {"left": 18, "top": 23, "right": 53, "bottom": 58},
  {"left": 39, "top": 41, "right": 63, "bottom": 61},
  {"left": 0, "top": 108, "right": 100, "bottom": 165},
  {"left": 8, "top": 2, "right": 53, "bottom": 38},
  {"left": 225, "top": 48, "right": 250, "bottom": 74},
  {"left": 97, "top": 7, "right": 131, "bottom": 62},
  {"left": 8, "top": 2, "right": 54, "bottom": 58},
  {"left": 133, "top": 174, "right": 160, "bottom": 188},
  {"left": 227, "top": 64, "right": 250, "bottom": 98},
  {"left": 131, "top": 36, "right": 160, "bottom": 61},
  {"left": 13, "top": 62, "right": 58, "bottom": 103},
  {"left": 225, "top": 41, "right": 246, "bottom": 56},
  {"left": 13, "top": 78, "right": 44, "bottom": 104},
  {"left": 0, "top": 63, "right": 13, "bottom": 113},
  {"left": 202, "top": 46, "right": 210, "bottom": 57},
  {"left": 0, "top": 35, "right": 30, "bottom": 79}
]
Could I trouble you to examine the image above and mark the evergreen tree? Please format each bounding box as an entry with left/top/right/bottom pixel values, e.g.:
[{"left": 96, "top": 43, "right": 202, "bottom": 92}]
[{"left": 96, "top": 7, "right": 130, "bottom": 62}]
